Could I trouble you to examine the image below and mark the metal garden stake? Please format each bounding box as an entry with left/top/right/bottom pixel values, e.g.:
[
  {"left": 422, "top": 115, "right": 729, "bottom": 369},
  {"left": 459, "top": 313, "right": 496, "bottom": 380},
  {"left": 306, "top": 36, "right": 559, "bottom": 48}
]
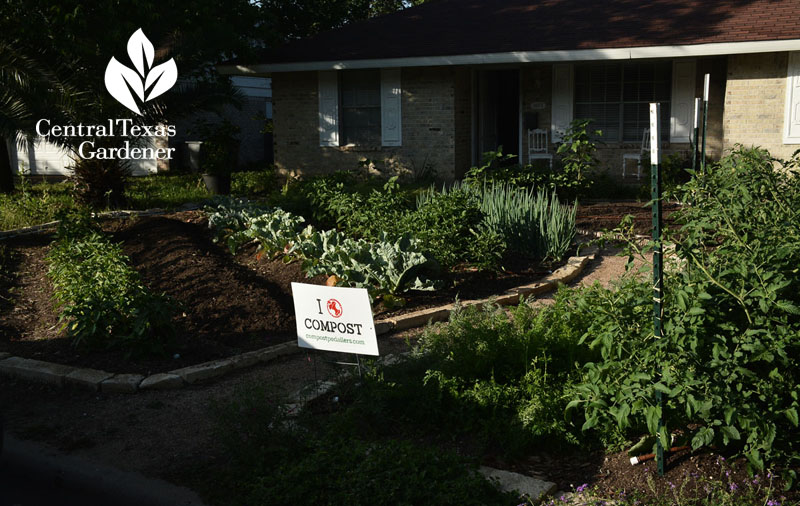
[
  {"left": 650, "top": 103, "right": 665, "bottom": 477},
  {"left": 692, "top": 97, "right": 702, "bottom": 175},
  {"left": 701, "top": 74, "right": 710, "bottom": 174}
]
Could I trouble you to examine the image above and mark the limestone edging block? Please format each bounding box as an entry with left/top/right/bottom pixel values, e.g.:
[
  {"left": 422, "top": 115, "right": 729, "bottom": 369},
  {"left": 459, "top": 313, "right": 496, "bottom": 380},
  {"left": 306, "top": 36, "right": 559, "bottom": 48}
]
[
  {"left": 374, "top": 254, "right": 593, "bottom": 332},
  {"left": 139, "top": 373, "right": 184, "bottom": 390},
  {"left": 169, "top": 358, "right": 236, "bottom": 384},
  {"left": 101, "top": 374, "right": 145, "bottom": 393},
  {"left": 65, "top": 368, "right": 115, "bottom": 391},
  {"left": 0, "top": 356, "right": 74, "bottom": 387}
]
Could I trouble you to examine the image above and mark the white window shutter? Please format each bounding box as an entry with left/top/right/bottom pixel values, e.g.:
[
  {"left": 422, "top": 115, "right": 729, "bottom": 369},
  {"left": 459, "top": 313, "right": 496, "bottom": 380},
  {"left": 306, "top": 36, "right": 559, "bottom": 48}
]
[
  {"left": 318, "top": 71, "right": 339, "bottom": 147},
  {"left": 381, "top": 69, "right": 402, "bottom": 147},
  {"left": 670, "top": 59, "right": 696, "bottom": 143},
  {"left": 784, "top": 52, "right": 800, "bottom": 144},
  {"left": 551, "top": 64, "right": 573, "bottom": 142}
]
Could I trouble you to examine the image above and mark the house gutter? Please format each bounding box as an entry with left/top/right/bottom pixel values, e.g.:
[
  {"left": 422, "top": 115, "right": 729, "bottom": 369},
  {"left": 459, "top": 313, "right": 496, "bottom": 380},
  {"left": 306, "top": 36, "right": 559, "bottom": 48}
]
[{"left": 218, "top": 38, "right": 800, "bottom": 75}]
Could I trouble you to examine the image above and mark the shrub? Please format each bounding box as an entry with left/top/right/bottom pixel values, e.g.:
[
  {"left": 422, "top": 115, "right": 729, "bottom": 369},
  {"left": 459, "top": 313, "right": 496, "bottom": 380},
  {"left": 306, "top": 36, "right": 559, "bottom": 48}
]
[
  {"left": 416, "top": 182, "right": 577, "bottom": 262},
  {"left": 570, "top": 146, "right": 800, "bottom": 477},
  {"left": 413, "top": 292, "right": 600, "bottom": 452},
  {"left": 405, "top": 185, "right": 500, "bottom": 269},
  {"left": 69, "top": 155, "right": 130, "bottom": 209},
  {"left": 46, "top": 212, "right": 174, "bottom": 355}
]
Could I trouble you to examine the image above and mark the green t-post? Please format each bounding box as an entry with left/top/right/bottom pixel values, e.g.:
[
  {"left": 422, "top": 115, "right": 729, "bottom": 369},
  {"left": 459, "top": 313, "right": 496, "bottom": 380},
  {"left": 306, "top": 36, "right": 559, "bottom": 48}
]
[
  {"left": 701, "top": 74, "right": 710, "bottom": 174},
  {"left": 650, "top": 103, "right": 665, "bottom": 477},
  {"left": 692, "top": 97, "right": 702, "bottom": 175}
]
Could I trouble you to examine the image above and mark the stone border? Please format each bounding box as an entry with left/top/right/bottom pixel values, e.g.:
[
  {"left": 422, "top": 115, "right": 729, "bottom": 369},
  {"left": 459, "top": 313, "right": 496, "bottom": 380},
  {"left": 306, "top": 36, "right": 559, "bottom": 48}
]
[{"left": 0, "top": 253, "right": 593, "bottom": 392}]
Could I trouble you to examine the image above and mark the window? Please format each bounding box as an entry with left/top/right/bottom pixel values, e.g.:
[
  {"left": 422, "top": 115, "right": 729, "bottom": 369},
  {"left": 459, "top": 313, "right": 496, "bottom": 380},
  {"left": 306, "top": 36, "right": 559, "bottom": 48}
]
[
  {"left": 318, "top": 69, "right": 402, "bottom": 148},
  {"left": 340, "top": 70, "right": 381, "bottom": 146},
  {"left": 574, "top": 62, "right": 672, "bottom": 142}
]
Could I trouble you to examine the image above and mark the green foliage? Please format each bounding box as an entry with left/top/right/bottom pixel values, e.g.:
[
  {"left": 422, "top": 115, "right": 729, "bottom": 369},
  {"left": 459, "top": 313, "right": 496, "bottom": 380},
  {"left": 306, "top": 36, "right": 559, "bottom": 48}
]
[
  {"left": 411, "top": 293, "right": 600, "bottom": 452},
  {"left": 0, "top": 176, "right": 74, "bottom": 231},
  {"left": 477, "top": 182, "right": 576, "bottom": 260},
  {"left": 204, "top": 196, "right": 443, "bottom": 302},
  {"left": 416, "top": 182, "right": 576, "bottom": 262},
  {"left": 571, "top": 146, "right": 800, "bottom": 476},
  {"left": 69, "top": 155, "right": 130, "bottom": 209},
  {"left": 293, "top": 227, "right": 443, "bottom": 300},
  {"left": 211, "top": 385, "right": 516, "bottom": 506},
  {"left": 406, "top": 185, "right": 500, "bottom": 269},
  {"left": 302, "top": 173, "right": 502, "bottom": 270},
  {"left": 125, "top": 173, "right": 209, "bottom": 209},
  {"left": 46, "top": 211, "right": 174, "bottom": 355},
  {"left": 463, "top": 120, "right": 600, "bottom": 200},
  {"left": 192, "top": 119, "right": 241, "bottom": 176},
  {"left": 554, "top": 119, "right": 600, "bottom": 194}
]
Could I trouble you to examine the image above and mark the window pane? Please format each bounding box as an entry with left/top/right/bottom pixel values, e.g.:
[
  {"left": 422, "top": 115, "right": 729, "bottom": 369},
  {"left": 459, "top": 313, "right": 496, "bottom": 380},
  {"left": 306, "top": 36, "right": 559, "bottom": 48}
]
[
  {"left": 340, "top": 70, "right": 381, "bottom": 145},
  {"left": 575, "top": 61, "right": 672, "bottom": 144}
]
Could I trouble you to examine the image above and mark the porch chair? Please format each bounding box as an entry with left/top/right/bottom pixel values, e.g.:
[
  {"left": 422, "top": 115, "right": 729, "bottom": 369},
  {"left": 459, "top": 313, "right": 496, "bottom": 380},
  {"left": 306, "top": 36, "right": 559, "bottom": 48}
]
[
  {"left": 527, "top": 129, "right": 553, "bottom": 169},
  {"left": 622, "top": 128, "right": 650, "bottom": 179}
]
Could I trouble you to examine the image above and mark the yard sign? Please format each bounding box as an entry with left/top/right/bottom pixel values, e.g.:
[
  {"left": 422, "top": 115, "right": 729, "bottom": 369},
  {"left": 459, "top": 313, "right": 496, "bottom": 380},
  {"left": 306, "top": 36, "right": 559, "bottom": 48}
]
[{"left": 291, "top": 283, "right": 379, "bottom": 356}]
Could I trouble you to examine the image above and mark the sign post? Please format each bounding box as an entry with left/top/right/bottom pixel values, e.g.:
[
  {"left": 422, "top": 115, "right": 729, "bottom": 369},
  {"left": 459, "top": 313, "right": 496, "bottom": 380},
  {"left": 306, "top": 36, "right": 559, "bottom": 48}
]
[{"left": 650, "top": 103, "right": 665, "bottom": 477}]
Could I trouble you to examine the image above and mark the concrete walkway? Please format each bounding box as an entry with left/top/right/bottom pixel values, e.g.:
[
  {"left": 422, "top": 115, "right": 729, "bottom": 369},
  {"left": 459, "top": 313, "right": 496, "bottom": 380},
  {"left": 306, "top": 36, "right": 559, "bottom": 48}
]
[{"left": 0, "top": 435, "right": 205, "bottom": 506}]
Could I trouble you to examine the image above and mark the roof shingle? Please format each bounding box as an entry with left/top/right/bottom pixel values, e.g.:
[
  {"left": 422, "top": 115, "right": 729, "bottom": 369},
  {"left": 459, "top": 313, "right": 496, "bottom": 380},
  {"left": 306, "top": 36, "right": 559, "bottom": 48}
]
[{"left": 252, "top": 0, "right": 800, "bottom": 64}]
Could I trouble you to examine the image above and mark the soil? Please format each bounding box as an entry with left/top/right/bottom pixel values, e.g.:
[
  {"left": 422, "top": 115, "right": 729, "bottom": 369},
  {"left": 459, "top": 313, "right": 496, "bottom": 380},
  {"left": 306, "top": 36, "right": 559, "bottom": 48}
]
[
  {"left": 4, "top": 250, "right": 794, "bottom": 506},
  {"left": 577, "top": 200, "right": 682, "bottom": 235},
  {"left": 0, "top": 209, "right": 568, "bottom": 374}
]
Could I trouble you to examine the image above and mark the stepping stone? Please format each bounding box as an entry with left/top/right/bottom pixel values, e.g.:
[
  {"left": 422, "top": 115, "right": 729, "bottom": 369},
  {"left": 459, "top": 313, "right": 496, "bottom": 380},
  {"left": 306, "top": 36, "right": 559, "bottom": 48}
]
[{"left": 479, "top": 466, "right": 557, "bottom": 502}]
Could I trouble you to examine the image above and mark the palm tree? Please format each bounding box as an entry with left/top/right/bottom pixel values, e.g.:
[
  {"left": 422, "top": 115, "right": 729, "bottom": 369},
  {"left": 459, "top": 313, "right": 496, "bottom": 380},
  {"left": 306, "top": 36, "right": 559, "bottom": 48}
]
[{"left": 0, "top": 41, "right": 83, "bottom": 193}]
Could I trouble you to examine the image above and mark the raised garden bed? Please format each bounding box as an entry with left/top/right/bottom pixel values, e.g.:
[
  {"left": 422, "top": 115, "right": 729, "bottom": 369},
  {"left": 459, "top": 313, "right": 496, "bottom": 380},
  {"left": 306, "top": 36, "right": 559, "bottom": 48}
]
[
  {"left": 0, "top": 208, "right": 594, "bottom": 376},
  {"left": 577, "top": 200, "right": 681, "bottom": 235}
]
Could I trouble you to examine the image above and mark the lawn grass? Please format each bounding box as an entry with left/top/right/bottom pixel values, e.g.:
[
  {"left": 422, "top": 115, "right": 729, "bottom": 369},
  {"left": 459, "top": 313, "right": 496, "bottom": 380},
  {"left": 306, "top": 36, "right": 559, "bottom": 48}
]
[{"left": 0, "top": 168, "right": 277, "bottom": 231}]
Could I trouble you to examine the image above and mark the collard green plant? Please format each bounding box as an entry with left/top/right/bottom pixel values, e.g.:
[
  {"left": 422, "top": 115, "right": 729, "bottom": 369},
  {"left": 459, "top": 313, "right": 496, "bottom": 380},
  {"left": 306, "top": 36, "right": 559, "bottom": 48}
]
[{"left": 204, "top": 197, "right": 443, "bottom": 302}]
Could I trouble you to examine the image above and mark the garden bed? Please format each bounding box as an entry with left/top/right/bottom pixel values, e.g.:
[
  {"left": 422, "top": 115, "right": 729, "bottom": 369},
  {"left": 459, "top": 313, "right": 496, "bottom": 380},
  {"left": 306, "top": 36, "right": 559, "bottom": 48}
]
[
  {"left": 576, "top": 200, "right": 681, "bottom": 235},
  {"left": 0, "top": 208, "right": 587, "bottom": 375}
]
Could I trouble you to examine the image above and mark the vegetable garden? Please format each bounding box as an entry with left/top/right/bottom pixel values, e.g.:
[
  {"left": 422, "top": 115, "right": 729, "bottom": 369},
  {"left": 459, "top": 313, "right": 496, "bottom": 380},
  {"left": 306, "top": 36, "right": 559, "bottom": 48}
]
[{"left": 2, "top": 144, "right": 799, "bottom": 505}]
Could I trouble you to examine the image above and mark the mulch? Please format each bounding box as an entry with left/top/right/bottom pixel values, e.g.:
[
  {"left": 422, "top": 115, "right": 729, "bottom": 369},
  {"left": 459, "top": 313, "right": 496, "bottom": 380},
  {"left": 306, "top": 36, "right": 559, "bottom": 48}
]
[
  {"left": 577, "top": 200, "right": 682, "bottom": 235},
  {"left": 0, "top": 209, "right": 576, "bottom": 375}
]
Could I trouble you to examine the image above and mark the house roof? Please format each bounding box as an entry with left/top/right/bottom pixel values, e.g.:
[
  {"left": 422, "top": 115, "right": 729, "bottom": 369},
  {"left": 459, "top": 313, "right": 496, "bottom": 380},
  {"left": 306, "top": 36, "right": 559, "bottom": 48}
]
[{"left": 223, "top": 0, "right": 800, "bottom": 73}]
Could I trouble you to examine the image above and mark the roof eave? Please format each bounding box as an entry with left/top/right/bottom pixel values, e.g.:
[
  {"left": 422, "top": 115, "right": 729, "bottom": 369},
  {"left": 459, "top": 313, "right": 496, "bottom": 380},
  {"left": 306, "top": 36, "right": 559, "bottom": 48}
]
[{"left": 218, "top": 38, "right": 800, "bottom": 75}]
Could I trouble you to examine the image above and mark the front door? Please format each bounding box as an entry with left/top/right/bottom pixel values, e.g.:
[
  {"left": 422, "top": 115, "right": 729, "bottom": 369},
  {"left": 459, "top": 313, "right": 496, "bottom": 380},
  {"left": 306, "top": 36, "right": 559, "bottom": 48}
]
[{"left": 476, "top": 69, "right": 519, "bottom": 163}]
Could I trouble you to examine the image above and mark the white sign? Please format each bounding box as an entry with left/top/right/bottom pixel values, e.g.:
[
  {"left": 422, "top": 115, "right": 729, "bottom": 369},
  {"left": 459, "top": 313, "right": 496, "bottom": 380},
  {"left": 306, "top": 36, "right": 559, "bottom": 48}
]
[{"left": 291, "top": 283, "right": 379, "bottom": 356}]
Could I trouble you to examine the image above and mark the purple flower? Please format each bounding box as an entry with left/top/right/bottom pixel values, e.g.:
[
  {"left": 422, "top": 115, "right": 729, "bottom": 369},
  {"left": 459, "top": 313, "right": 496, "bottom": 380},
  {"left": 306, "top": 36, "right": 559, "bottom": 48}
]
[
  {"left": 767, "top": 500, "right": 780, "bottom": 506},
  {"left": 576, "top": 483, "right": 589, "bottom": 493},
  {"left": 729, "top": 482, "right": 738, "bottom": 492}
]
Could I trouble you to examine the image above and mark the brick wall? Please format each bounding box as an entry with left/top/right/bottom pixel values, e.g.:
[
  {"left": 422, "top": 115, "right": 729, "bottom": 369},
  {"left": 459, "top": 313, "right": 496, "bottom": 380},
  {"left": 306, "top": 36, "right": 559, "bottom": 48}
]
[
  {"left": 273, "top": 67, "right": 459, "bottom": 180},
  {"left": 723, "top": 52, "right": 796, "bottom": 160}
]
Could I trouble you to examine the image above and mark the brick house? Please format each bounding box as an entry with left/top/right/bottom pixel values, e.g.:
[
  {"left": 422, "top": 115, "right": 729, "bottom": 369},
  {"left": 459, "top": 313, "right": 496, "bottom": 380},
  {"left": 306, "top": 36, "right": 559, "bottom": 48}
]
[{"left": 219, "top": 0, "right": 800, "bottom": 181}]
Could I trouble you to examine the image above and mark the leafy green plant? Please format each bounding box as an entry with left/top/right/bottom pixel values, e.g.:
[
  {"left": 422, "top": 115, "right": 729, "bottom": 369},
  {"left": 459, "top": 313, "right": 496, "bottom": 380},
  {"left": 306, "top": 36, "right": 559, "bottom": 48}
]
[
  {"left": 412, "top": 292, "right": 601, "bottom": 452},
  {"left": 204, "top": 197, "right": 443, "bottom": 302},
  {"left": 478, "top": 182, "right": 576, "bottom": 260},
  {"left": 570, "top": 146, "right": 800, "bottom": 478},
  {"left": 211, "top": 385, "right": 517, "bottom": 506},
  {"left": 416, "top": 182, "right": 576, "bottom": 262},
  {"left": 292, "top": 227, "right": 442, "bottom": 302},
  {"left": 46, "top": 211, "right": 174, "bottom": 355},
  {"left": 553, "top": 118, "right": 599, "bottom": 198}
]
